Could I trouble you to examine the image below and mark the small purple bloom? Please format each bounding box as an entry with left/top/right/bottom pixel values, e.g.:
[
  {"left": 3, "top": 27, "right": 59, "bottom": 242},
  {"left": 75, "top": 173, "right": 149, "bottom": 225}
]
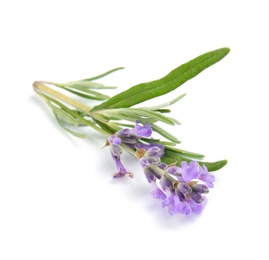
[
  {"left": 198, "top": 165, "right": 215, "bottom": 188},
  {"left": 136, "top": 143, "right": 164, "bottom": 156},
  {"left": 134, "top": 120, "right": 152, "bottom": 137},
  {"left": 151, "top": 181, "right": 166, "bottom": 200},
  {"left": 180, "top": 161, "right": 200, "bottom": 182},
  {"left": 177, "top": 183, "right": 192, "bottom": 195},
  {"left": 187, "top": 197, "right": 207, "bottom": 214},
  {"left": 141, "top": 160, "right": 215, "bottom": 216},
  {"left": 143, "top": 167, "right": 156, "bottom": 183},
  {"left": 166, "top": 166, "right": 182, "bottom": 177},
  {"left": 160, "top": 176, "right": 173, "bottom": 190},
  {"left": 191, "top": 184, "right": 209, "bottom": 194},
  {"left": 108, "top": 135, "right": 121, "bottom": 145},
  {"left": 116, "top": 121, "right": 153, "bottom": 147},
  {"left": 190, "top": 191, "right": 204, "bottom": 204},
  {"left": 140, "top": 156, "right": 161, "bottom": 168},
  {"left": 143, "top": 145, "right": 164, "bottom": 158},
  {"left": 111, "top": 155, "right": 133, "bottom": 178},
  {"left": 108, "top": 135, "right": 132, "bottom": 178},
  {"left": 162, "top": 189, "right": 191, "bottom": 216}
]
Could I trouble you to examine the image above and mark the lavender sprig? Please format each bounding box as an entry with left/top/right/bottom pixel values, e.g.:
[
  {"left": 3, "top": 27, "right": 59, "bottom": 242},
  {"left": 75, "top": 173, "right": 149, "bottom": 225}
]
[{"left": 33, "top": 47, "right": 230, "bottom": 217}]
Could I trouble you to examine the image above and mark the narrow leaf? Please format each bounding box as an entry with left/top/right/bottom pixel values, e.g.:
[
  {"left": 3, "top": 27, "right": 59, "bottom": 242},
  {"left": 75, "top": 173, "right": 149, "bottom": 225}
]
[
  {"left": 92, "top": 48, "right": 230, "bottom": 111},
  {"left": 53, "top": 111, "right": 86, "bottom": 138},
  {"left": 142, "top": 93, "right": 186, "bottom": 111},
  {"left": 163, "top": 146, "right": 205, "bottom": 162},
  {"left": 82, "top": 67, "right": 124, "bottom": 81},
  {"left": 48, "top": 102, "right": 78, "bottom": 126},
  {"left": 61, "top": 87, "right": 110, "bottom": 101},
  {"left": 64, "top": 81, "right": 117, "bottom": 89},
  {"left": 201, "top": 160, "right": 228, "bottom": 172},
  {"left": 101, "top": 108, "right": 176, "bottom": 125},
  {"left": 151, "top": 124, "right": 180, "bottom": 143}
]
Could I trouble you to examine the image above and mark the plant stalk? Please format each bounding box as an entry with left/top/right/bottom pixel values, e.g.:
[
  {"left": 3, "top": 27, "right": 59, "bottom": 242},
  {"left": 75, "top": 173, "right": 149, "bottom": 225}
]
[{"left": 33, "top": 81, "right": 92, "bottom": 113}]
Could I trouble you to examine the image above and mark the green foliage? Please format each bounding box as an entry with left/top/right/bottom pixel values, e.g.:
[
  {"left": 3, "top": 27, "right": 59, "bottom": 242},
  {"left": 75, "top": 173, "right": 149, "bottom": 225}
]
[
  {"left": 34, "top": 48, "right": 230, "bottom": 173},
  {"left": 92, "top": 48, "right": 230, "bottom": 111}
]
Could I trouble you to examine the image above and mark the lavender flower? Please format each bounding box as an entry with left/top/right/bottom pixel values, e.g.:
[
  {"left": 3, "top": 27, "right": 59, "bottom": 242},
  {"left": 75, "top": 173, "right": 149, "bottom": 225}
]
[
  {"left": 108, "top": 122, "right": 215, "bottom": 216},
  {"left": 139, "top": 147, "right": 215, "bottom": 216},
  {"left": 107, "top": 135, "right": 133, "bottom": 178},
  {"left": 116, "top": 120, "right": 152, "bottom": 147},
  {"left": 107, "top": 121, "right": 156, "bottom": 178}
]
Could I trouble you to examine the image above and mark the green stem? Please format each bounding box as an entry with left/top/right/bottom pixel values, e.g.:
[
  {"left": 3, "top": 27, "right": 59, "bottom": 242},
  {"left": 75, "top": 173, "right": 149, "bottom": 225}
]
[
  {"left": 36, "top": 91, "right": 109, "bottom": 137},
  {"left": 34, "top": 81, "right": 137, "bottom": 158},
  {"left": 33, "top": 81, "right": 92, "bottom": 113}
]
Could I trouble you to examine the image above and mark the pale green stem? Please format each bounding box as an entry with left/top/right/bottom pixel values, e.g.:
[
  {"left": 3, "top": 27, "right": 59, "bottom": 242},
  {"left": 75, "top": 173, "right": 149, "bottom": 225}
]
[
  {"left": 33, "top": 81, "right": 137, "bottom": 158},
  {"left": 33, "top": 81, "right": 92, "bottom": 113}
]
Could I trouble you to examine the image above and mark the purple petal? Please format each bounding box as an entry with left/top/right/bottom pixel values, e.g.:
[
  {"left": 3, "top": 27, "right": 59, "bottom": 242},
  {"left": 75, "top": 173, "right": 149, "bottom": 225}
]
[
  {"left": 166, "top": 166, "right": 182, "bottom": 177},
  {"left": 111, "top": 152, "right": 132, "bottom": 178},
  {"left": 136, "top": 143, "right": 164, "bottom": 157},
  {"left": 180, "top": 161, "right": 199, "bottom": 182},
  {"left": 143, "top": 167, "right": 156, "bottom": 183},
  {"left": 151, "top": 182, "right": 166, "bottom": 200},
  {"left": 163, "top": 194, "right": 191, "bottom": 216},
  {"left": 177, "top": 183, "right": 191, "bottom": 195},
  {"left": 117, "top": 128, "right": 136, "bottom": 138},
  {"left": 198, "top": 165, "right": 215, "bottom": 188},
  {"left": 108, "top": 135, "right": 121, "bottom": 145},
  {"left": 190, "top": 192, "right": 204, "bottom": 204},
  {"left": 140, "top": 157, "right": 161, "bottom": 168},
  {"left": 142, "top": 165, "right": 164, "bottom": 180},
  {"left": 187, "top": 197, "right": 207, "bottom": 214},
  {"left": 134, "top": 121, "right": 152, "bottom": 137},
  {"left": 191, "top": 184, "right": 209, "bottom": 194},
  {"left": 143, "top": 146, "right": 164, "bottom": 158},
  {"left": 159, "top": 163, "right": 167, "bottom": 170},
  {"left": 110, "top": 144, "right": 122, "bottom": 158},
  {"left": 161, "top": 189, "right": 174, "bottom": 208},
  {"left": 177, "top": 201, "right": 192, "bottom": 216},
  {"left": 160, "top": 176, "right": 173, "bottom": 190}
]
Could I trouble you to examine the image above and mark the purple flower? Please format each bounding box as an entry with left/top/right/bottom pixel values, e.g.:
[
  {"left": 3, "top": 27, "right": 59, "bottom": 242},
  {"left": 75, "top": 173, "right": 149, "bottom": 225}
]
[
  {"left": 180, "top": 161, "right": 200, "bottom": 182},
  {"left": 107, "top": 121, "right": 216, "bottom": 217},
  {"left": 161, "top": 189, "right": 191, "bottom": 216},
  {"left": 108, "top": 135, "right": 121, "bottom": 145},
  {"left": 112, "top": 156, "right": 133, "bottom": 178},
  {"left": 186, "top": 197, "right": 208, "bottom": 214},
  {"left": 108, "top": 135, "right": 133, "bottom": 178},
  {"left": 140, "top": 155, "right": 215, "bottom": 216},
  {"left": 134, "top": 120, "right": 152, "bottom": 137},
  {"left": 136, "top": 143, "right": 164, "bottom": 156},
  {"left": 198, "top": 164, "right": 215, "bottom": 188},
  {"left": 116, "top": 121, "right": 152, "bottom": 146},
  {"left": 150, "top": 181, "right": 166, "bottom": 200},
  {"left": 169, "top": 161, "right": 215, "bottom": 189}
]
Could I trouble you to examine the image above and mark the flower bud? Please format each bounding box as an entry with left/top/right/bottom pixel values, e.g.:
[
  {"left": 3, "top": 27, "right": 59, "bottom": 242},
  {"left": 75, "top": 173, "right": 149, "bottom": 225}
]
[
  {"left": 191, "top": 184, "right": 209, "bottom": 194},
  {"left": 143, "top": 165, "right": 165, "bottom": 180},
  {"left": 190, "top": 192, "right": 204, "bottom": 204}
]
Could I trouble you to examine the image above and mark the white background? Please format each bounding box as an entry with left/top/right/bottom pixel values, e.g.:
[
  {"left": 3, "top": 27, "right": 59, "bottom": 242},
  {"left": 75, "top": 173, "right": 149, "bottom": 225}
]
[{"left": 1, "top": 0, "right": 268, "bottom": 259}]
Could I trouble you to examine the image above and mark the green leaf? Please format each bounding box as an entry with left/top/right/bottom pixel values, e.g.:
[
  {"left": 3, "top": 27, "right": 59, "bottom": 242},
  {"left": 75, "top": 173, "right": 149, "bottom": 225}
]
[
  {"left": 64, "top": 81, "right": 117, "bottom": 89},
  {"left": 82, "top": 67, "right": 124, "bottom": 81},
  {"left": 48, "top": 102, "right": 78, "bottom": 126},
  {"left": 201, "top": 160, "right": 228, "bottom": 172},
  {"left": 53, "top": 111, "right": 86, "bottom": 138},
  {"left": 142, "top": 93, "right": 186, "bottom": 111},
  {"left": 100, "top": 108, "right": 176, "bottom": 125},
  {"left": 163, "top": 146, "right": 205, "bottom": 162},
  {"left": 60, "top": 87, "right": 110, "bottom": 101},
  {"left": 161, "top": 146, "right": 227, "bottom": 172},
  {"left": 151, "top": 124, "right": 180, "bottom": 143},
  {"left": 92, "top": 48, "right": 230, "bottom": 111}
]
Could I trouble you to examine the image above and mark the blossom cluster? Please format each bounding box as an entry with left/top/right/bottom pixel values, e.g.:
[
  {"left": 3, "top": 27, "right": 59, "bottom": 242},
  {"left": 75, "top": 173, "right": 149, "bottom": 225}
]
[{"left": 107, "top": 121, "right": 215, "bottom": 216}]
